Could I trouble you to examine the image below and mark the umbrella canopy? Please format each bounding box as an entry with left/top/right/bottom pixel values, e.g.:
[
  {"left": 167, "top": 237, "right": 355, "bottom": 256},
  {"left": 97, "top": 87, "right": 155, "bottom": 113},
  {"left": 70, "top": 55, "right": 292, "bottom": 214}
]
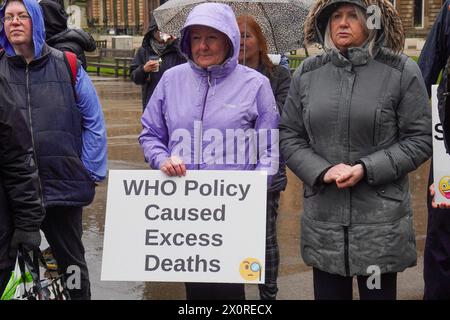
[{"left": 153, "top": 0, "right": 314, "bottom": 54}]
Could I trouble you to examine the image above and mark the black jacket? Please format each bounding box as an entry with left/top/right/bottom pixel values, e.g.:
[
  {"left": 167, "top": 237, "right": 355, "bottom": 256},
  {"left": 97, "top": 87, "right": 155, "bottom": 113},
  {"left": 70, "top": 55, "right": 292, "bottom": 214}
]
[
  {"left": 258, "top": 64, "right": 291, "bottom": 192},
  {"left": 0, "top": 47, "right": 96, "bottom": 208},
  {"left": 418, "top": 0, "right": 450, "bottom": 152},
  {"left": 0, "top": 75, "right": 45, "bottom": 269},
  {"left": 47, "top": 29, "right": 96, "bottom": 70},
  {"left": 130, "top": 17, "right": 186, "bottom": 110},
  {"left": 40, "top": 0, "right": 96, "bottom": 70}
]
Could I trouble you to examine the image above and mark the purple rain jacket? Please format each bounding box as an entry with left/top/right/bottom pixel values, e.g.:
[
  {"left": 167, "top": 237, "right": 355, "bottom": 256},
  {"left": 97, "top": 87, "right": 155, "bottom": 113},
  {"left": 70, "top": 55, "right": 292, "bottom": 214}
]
[{"left": 139, "top": 3, "right": 280, "bottom": 177}]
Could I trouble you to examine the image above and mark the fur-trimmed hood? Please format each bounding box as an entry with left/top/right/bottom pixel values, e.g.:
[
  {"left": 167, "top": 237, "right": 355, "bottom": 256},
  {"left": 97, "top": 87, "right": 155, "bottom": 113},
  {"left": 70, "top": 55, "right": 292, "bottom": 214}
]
[{"left": 304, "top": 0, "right": 404, "bottom": 53}]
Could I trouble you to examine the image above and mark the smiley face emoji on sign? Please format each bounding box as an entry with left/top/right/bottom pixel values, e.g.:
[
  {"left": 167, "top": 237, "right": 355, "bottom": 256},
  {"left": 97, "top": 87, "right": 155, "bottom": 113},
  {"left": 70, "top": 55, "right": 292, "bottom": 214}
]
[
  {"left": 439, "top": 176, "right": 450, "bottom": 199},
  {"left": 239, "top": 258, "right": 262, "bottom": 281}
]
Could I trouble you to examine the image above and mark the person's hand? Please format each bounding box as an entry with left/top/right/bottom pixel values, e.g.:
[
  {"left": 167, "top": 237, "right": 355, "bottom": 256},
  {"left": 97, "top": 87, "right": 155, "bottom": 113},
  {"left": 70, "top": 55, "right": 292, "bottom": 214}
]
[
  {"left": 160, "top": 156, "right": 186, "bottom": 177},
  {"left": 143, "top": 60, "right": 160, "bottom": 73},
  {"left": 9, "top": 229, "right": 41, "bottom": 258},
  {"left": 430, "top": 183, "right": 450, "bottom": 209},
  {"left": 167, "top": 35, "right": 177, "bottom": 43},
  {"left": 335, "top": 164, "right": 365, "bottom": 189},
  {"left": 323, "top": 163, "right": 352, "bottom": 184}
]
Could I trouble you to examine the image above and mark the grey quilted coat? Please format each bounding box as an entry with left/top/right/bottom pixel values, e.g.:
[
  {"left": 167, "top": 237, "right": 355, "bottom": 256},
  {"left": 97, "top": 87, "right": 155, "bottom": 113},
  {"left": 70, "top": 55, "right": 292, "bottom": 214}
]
[{"left": 280, "top": 0, "right": 432, "bottom": 276}]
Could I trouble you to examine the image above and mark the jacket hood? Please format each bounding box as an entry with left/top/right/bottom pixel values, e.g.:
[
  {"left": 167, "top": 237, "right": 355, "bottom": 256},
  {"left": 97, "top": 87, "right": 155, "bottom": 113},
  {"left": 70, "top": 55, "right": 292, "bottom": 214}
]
[
  {"left": 39, "top": 0, "right": 68, "bottom": 39},
  {"left": 141, "top": 13, "right": 178, "bottom": 55},
  {"left": 47, "top": 28, "right": 97, "bottom": 52},
  {"left": 179, "top": 3, "right": 239, "bottom": 75},
  {"left": 0, "top": 0, "right": 46, "bottom": 58},
  {"left": 303, "top": 0, "right": 404, "bottom": 53},
  {"left": 142, "top": 13, "right": 158, "bottom": 47}
]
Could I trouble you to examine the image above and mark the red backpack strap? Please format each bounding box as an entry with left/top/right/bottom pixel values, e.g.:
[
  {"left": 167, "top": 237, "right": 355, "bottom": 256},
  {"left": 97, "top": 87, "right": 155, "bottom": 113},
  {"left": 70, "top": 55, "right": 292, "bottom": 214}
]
[
  {"left": 63, "top": 51, "right": 78, "bottom": 88},
  {"left": 62, "top": 51, "right": 78, "bottom": 99}
]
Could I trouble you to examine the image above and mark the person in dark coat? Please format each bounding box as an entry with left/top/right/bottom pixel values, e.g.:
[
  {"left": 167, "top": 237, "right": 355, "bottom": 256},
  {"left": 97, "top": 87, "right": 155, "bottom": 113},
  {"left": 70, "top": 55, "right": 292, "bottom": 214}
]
[
  {"left": 281, "top": 0, "right": 431, "bottom": 300},
  {"left": 237, "top": 14, "right": 291, "bottom": 300},
  {"left": 130, "top": 14, "right": 185, "bottom": 111},
  {"left": 0, "top": 0, "right": 107, "bottom": 300},
  {"left": 417, "top": 0, "right": 450, "bottom": 300},
  {"left": 0, "top": 75, "right": 45, "bottom": 295},
  {"left": 39, "top": 0, "right": 96, "bottom": 70}
]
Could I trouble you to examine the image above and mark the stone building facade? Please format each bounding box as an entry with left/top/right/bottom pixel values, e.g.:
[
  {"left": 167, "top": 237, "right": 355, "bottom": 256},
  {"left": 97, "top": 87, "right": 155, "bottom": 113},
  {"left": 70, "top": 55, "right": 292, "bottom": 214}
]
[
  {"left": 67, "top": 0, "right": 446, "bottom": 38},
  {"left": 66, "top": 0, "right": 160, "bottom": 35},
  {"left": 392, "top": 0, "right": 444, "bottom": 36},
  {"left": 88, "top": 0, "right": 146, "bottom": 34}
]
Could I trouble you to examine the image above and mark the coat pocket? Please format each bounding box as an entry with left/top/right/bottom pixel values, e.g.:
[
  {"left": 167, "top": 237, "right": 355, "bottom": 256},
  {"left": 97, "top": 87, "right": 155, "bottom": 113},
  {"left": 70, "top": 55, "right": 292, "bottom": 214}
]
[
  {"left": 303, "top": 108, "right": 315, "bottom": 144},
  {"left": 303, "top": 184, "right": 317, "bottom": 198},
  {"left": 372, "top": 108, "right": 383, "bottom": 146},
  {"left": 376, "top": 182, "right": 404, "bottom": 202}
]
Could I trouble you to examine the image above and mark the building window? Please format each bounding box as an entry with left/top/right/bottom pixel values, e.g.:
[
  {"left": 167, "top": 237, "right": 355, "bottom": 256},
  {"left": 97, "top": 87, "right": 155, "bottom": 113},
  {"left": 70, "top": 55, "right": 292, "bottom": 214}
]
[{"left": 414, "top": 0, "right": 424, "bottom": 28}]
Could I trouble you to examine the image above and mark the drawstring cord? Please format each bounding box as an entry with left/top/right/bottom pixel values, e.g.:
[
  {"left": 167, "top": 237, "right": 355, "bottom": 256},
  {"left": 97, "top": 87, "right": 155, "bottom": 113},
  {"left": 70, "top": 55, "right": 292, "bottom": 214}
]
[
  {"left": 206, "top": 72, "right": 217, "bottom": 96},
  {"left": 211, "top": 78, "right": 217, "bottom": 96},
  {"left": 196, "top": 77, "right": 202, "bottom": 92}
]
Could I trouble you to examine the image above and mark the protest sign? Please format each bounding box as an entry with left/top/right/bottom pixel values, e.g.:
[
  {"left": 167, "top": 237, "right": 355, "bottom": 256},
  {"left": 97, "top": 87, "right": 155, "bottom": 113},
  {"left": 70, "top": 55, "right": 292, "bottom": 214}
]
[
  {"left": 101, "top": 170, "right": 267, "bottom": 283},
  {"left": 432, "top": 85, "right": 450, "bottom": 205}
]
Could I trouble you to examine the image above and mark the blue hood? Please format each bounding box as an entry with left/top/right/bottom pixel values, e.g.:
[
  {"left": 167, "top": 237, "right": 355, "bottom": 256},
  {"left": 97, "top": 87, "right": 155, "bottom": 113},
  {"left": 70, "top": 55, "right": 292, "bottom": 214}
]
[
  {"left": 180, "top": 3, "right": 239, "bottom": 75},
  {"left": 0, "top": 0, "right": 46, "bottom": 58}
]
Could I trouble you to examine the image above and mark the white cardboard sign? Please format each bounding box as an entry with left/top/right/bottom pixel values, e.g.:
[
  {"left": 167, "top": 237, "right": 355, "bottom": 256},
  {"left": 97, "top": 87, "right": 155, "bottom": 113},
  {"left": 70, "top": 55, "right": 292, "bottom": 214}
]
[
  {"left": 101, "top": 170, "right": 267, "bottom": 283},
  {"left": 432, "top": 85, "right": 450, "bottom": 204}
]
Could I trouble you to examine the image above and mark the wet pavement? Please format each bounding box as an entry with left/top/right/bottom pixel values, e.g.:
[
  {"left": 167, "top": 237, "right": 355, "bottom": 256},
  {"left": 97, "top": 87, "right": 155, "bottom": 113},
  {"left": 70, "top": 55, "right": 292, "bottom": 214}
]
[{"left": 75, "top": 75, "right": 430, "bottom": 300}]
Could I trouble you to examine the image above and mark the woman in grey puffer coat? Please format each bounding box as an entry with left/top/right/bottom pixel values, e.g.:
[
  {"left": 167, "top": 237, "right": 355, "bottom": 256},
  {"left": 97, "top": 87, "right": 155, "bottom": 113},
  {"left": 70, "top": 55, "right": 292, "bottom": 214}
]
[{"left": 280, "top": 0, "right": 432, "bottom": 299}]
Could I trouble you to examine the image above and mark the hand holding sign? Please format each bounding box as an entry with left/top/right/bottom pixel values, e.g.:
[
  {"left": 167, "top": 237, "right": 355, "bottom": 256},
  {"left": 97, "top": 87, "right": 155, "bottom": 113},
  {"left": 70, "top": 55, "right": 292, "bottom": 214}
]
[
  {"left": 160, "top": 156, "right": 186, "bottom": 177},
  {"left": 430, "top": 183, "right": 450, "bottom": 209}
]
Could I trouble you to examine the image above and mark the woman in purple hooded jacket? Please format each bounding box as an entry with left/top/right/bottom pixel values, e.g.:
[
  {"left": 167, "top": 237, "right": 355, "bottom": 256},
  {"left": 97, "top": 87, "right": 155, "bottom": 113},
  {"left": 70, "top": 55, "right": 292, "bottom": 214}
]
[{"left": 139, "top": 3, "right": 280, "bottom": 300}]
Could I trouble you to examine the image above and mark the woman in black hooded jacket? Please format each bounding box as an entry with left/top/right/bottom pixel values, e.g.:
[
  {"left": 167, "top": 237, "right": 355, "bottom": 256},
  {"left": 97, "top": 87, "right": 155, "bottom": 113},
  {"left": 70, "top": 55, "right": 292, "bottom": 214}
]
[
  {"left": 130, "top": 14, "right": 186, "bottom": 111},
  {"left": 39, "top": 0, "right": 96, "bottom": 70}
]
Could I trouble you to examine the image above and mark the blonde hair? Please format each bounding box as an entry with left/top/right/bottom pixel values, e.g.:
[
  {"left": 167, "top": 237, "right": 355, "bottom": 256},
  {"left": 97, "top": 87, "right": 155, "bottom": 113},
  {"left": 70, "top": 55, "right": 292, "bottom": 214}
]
[{"left": 323, "top": 4, "right": 377, "bottom": 56}]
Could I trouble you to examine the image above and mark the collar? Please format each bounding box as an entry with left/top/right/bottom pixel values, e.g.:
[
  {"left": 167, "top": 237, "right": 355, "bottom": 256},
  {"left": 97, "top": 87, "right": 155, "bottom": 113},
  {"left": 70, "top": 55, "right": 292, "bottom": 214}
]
[
  {"left": 329, "top": 45, "right": 380, "bottom": 68},
  {"left": 188, "top": 56, "right": 237, "bottom": 80},
  {"left": 6, "top": 44, "right": 52, "bottom": 67}
]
